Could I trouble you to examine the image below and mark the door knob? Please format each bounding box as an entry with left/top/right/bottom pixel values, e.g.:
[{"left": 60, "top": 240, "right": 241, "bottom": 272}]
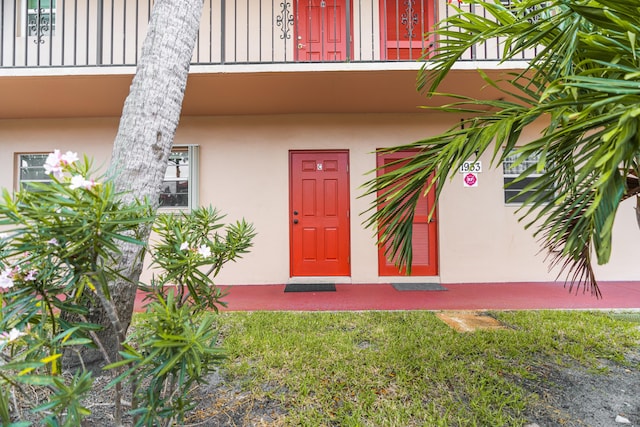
[
  {"left": 293, "top": 210, "right": 298, "bottom": 215},
  {"left": 293, "top": 219, "right": 299, "bottom": 224},
  {"left": 298, "top": 43, "right": 305, "bottom": 49}
]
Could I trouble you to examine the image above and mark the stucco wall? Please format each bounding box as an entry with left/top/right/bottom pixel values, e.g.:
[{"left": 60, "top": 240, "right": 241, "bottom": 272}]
[{"left": 0, "top": 113, "right": 637, "bottom": 285}]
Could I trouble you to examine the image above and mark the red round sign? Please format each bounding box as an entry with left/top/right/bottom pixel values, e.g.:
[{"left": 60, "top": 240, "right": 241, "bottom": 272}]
[{"left": 464, "top": 173, "right": 477, "bottom": 186}]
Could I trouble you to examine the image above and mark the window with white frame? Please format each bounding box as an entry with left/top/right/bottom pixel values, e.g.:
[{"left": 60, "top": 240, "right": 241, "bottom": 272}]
[
  {"left": 159, "top": 146, "right": 199, "bottom": 210},
  {"left": 18, "top": 148, "right": 199, "bottom": 210},
  {"left": 503, "top": 150, "right": 547, "bottom": 204},
  {"left": 17, "top": 153, "right": 52, "bottom": 190},
  {"left": 19, "top": 0, "right": 56, "bottom": 38}
]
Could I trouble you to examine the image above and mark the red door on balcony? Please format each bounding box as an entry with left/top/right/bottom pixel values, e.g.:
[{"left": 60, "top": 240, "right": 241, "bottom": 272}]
[
  {"left": 377, "top": 151, "right": 438, "bottom": 276},
  {"left": 290, "top": 151, "right": 350, "bottom": 276},
  {"left": 295, "top": 0, "right": 350, "bottom": 61},
  {"left": 380, "top": 0, "right": 435, "bottom": 60}
]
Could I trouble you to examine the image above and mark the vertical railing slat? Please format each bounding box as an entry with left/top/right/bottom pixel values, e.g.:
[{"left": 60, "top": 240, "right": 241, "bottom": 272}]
[
  {"left": 135, "top": 0, "right": 140, "bottom": 65},
  {"left": 1, "top": 0, "right": 5, "bottom": 66},
  {"left": 221, "top": 0, "right": 226, "bottom": 63}
]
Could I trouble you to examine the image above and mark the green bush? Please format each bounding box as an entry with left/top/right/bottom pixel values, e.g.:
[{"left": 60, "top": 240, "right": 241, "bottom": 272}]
[
  {"left": 108, "top": 207, "right": 255, "bottom": 426},
  {"left": 0, "top": 151, "right": 150, "bottom": 425},
  {"left": 0, "top": 151, "right": 254, "bottom": 426}
]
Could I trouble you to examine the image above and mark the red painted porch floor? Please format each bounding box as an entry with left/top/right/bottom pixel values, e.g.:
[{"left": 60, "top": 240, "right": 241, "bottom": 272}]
[{"left": 134, "top": 281, "right": 640, "bottom": 312}]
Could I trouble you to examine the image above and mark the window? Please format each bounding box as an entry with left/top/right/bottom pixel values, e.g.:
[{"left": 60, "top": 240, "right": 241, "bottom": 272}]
[
  {"left": 23, "top": 0, "right": 56, "bottom": 38},
  {"left": 500, "top": 0, "right": 547, "bottom": 24},
  {"left": 159, "top": 146, "right": 199, "bottom": 210},
  {"left": 503, "top": 150, "right": 547, "bottom": 204},
  {"left": 17, "top": 147, "right": 199, "bottom": 210},
  {"left": 17, "top": 153, "right": 52, "bottom": 190}
]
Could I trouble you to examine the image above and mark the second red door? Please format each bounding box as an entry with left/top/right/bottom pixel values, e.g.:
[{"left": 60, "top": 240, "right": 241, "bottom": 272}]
[{"left": 377, "top": 151, "right": 438, "bottom": 276}]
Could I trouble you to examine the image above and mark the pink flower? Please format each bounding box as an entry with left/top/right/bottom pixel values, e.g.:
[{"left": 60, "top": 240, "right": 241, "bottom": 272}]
[
  {"left": 69, "top": 175, "right": 84, "bottom": 190},
  {"left": 83, "top": 179, "right": 96, "bottom": 190},
  {"left": 197, "top": 244, "right": 212, "bottom": 258},
  {"left": 0, "top": 267, "right": 14, "bottom": 289},
  {"left": 24, "top": 270, "right": 37, "bottom": 281},
  {"left": 44, "top": 150, "right": 80, "bottom": 179},
  {"left": 69, "top": 175, "right": 96, "bottom": 190},
  {"left": 47, "top": 238, "right": 59, "bottom": 246},
  {"left": 44, "top": 150, "right": 64, "bottom": 178},
  {"left": 179, "top": 242, "right": 190, "bottom": 251},
  {"left": 60, "top": 151, "right": 79, "bottom": 165},
  {"left": 0, "top": 328, "right": 27, "bottom": 345}
]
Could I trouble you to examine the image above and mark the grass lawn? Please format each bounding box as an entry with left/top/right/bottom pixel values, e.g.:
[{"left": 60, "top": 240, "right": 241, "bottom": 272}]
[{"left": 214, "top": 310, "right": 640, "bottom": 426}]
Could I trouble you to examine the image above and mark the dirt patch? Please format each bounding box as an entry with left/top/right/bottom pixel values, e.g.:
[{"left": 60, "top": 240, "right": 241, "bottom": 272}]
[
  {"left": 520, "top": 349, "right": 640, "bottom": 427},
  {"left": 436, "top": 311, "right": 507, "bottom": 332},
  {"left": 182, "top": 371, "right": 287, "bottom": 427}
]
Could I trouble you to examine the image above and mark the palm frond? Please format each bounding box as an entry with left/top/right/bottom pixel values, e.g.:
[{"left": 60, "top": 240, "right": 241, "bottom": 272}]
[{"left": 365, "top": 0, "right": 640, "bottom": 294}]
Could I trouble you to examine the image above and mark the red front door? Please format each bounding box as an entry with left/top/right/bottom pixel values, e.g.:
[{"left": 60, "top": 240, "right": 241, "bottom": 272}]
[
  {"left": 377, "top": 151, "right": 438, "bottom": 276},
  {"left": 290, "top": 151, "right": 350, "bottom": 276},
  {"left": 295, "top": 0, "right": 350, "bottom": 61},
  {"left": 380, "top": 0, "right": 435, "bottom": 60}
]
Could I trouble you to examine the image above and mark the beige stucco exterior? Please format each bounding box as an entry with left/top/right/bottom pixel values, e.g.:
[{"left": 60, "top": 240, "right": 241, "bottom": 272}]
[
  {"left": 0, "top": 113, "right": 637, "bottom": 285},
  {"left": 0, "top": 0, "right": 637, "bottom": 286}
]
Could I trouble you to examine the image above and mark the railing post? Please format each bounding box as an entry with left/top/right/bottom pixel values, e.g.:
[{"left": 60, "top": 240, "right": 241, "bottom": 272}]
[
  {"left": 221, "top": 0, "right": 226, "bottom": 64},
  {"left": 1, "top": 0, "right": 4, "bottom": 66},
  {"left": 97, "top": 0, "right": 104, "bottom": 65},
  {"left": 432, "top": 0, "right": 438, "bottom": 55},
  {"left": 345, "top": 0, "right": 351, "bottom": 61}
]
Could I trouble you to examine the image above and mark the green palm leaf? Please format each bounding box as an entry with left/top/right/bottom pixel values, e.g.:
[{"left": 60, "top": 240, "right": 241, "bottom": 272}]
[{"left": 364, "top": 0, "right": 640, "bottom": 295}]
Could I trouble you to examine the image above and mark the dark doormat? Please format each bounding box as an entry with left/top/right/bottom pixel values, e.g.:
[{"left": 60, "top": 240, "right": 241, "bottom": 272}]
[
  {"left": 392, "top": 283, "right": 447, "bottom": 291},
  {"left": 284, "top": 283, "right": 337, "bottom": 292}
]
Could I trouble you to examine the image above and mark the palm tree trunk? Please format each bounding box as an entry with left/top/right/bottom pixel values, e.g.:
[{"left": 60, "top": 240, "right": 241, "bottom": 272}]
[{"left": 71, "top": 0, "right": 204, "bottom": 367}]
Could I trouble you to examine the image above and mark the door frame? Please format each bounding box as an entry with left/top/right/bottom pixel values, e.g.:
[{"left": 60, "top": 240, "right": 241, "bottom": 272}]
[{"left": 289, "top": 149, "right": 351, "bottom": 277}]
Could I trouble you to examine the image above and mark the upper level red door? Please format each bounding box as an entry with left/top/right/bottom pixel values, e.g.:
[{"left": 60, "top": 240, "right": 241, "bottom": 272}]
[
  {"left": 377, "top": 151, "right": 438, "bottom": 276},
  {"left": 290, "top": 151, "right": 350, "bottom": 276},
  {"left": 295, "top": 0, "right": 350, "bottom": 61},
  {"left": 380, "top": 0, "right": 435, "bottom": 60}
]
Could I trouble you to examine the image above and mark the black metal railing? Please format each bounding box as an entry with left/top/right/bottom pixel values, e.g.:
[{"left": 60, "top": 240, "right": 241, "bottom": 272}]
[{"left": 0, "top": 0, "right": 537, "bottom": 68}]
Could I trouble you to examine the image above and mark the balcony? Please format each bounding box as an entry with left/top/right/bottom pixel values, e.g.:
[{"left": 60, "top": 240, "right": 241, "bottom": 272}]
[
  {"left": 0, "top": 0, "right": 536, "bottom": 119},
  {"left": 0, "top": 0, "right": 536, "bottom": 68}
]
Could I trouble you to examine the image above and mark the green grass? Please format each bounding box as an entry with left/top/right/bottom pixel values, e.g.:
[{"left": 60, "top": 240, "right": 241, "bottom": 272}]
[{"left": 214, "top": 311, "right": 640, "bottom": 426}]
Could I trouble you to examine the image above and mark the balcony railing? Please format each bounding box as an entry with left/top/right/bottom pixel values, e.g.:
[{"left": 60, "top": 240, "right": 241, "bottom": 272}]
[{"left": 0, "top": 0, "right": 537, "bottom": 68}]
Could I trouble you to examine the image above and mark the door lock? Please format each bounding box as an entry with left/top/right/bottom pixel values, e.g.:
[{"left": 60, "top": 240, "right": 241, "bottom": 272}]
[
  {"left": 298, "top": 43, "right": 305, "bottom": 49},
  {"left": 293, "top": 219, "right": 299, "bottom": 224}
]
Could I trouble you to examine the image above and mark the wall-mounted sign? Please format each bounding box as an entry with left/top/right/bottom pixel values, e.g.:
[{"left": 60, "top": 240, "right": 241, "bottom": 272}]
[
  {"left": 463, "top": 172, "right": 478, "bottom": 187},
  {"left": 458, "top": 161, "right": 482, "bottom": 173}
]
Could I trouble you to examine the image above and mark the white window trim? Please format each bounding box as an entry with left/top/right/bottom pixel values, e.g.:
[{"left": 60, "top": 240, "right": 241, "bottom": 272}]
[
  {"left": 503, "top": 150, "right": 546, "bottom": 205},
  {"left": 159, "top": 145, "right": 199, "bottom": 212}
]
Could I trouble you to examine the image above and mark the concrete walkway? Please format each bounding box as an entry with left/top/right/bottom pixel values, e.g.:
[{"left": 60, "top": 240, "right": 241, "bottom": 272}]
[{"left": 135, "top": 281, "right": 640, "bottom": 312}]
